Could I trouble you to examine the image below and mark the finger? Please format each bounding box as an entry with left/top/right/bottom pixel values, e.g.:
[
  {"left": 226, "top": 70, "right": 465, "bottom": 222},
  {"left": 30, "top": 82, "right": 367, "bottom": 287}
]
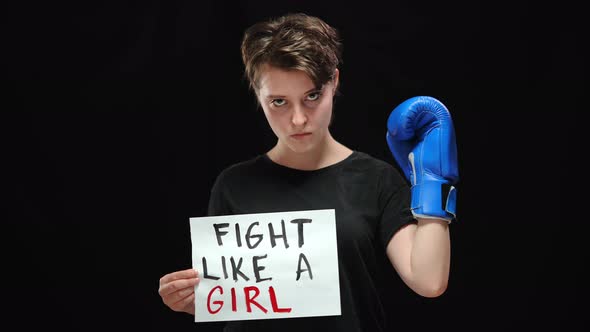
[
  {"left": 159, "top": 268, "right": 198, "bottom": 286},
  {"left": 166, "top": 283, "right": 196, "bottom": 305},
  {"left": 170, "top": 293, "right": 196, "bottom": 315},
  {"left": 159, "top": 277, "right": 199, "bottom": 297}
]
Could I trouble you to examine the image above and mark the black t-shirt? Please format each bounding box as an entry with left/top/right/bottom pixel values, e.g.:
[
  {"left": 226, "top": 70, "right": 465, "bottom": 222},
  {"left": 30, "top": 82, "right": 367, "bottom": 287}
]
[{"left": 206, "top": 151, "right": 415, "bottom": 332}]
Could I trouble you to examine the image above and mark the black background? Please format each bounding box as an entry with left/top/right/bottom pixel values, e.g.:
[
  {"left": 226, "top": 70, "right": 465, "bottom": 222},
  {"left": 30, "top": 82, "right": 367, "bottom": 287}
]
[{"left": 6, "top": 0, "right": 587, "bottom": 331}]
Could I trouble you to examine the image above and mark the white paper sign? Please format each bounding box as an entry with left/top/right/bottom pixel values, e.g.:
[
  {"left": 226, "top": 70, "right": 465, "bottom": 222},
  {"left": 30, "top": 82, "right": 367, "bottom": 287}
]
[{"left": 189, "top": 209, "right": 340, "bottom": 322}]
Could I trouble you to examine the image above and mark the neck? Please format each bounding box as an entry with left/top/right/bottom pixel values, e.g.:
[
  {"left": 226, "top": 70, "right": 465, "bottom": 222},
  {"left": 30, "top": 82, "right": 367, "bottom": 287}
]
[{"left": 268, "top": 132, "right": 352, "bottom": 171}]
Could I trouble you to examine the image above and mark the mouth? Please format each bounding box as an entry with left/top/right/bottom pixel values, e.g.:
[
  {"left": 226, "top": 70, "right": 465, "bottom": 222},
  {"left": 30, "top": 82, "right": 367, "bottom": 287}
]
[{"left": 291, "top": 132, "right": 312, "bottom": 139}]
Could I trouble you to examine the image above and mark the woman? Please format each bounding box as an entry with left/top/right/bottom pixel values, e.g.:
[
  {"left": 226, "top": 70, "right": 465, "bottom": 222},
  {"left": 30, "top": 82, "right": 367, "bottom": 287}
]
[{"left": 159, "top": 12, "right": 454, "bottom": 332}]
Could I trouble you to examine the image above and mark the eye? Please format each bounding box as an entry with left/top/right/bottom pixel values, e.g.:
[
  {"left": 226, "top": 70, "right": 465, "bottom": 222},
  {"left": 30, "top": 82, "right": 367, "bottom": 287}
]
[
  {"left": 270, "top": 99, "right": 286, "bottom": 107},
  {"left": 306, "top": 92, "right": 322, "bottom": 101}
]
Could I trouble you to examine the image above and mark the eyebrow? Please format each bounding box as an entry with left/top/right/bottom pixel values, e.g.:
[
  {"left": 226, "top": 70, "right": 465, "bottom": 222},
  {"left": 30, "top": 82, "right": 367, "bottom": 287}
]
[{"left": 265, "top": 87, "right": 321, "bottom": 99}]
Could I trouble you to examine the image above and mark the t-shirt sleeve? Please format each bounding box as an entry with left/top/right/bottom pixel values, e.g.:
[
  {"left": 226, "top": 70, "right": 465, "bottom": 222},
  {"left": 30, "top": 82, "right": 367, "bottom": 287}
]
[
  {"left": 207, "top": 171, "right": 231, "bottom": 217},
  {"left": 378, "top": 164, "right": 416, "bottom": 250}
]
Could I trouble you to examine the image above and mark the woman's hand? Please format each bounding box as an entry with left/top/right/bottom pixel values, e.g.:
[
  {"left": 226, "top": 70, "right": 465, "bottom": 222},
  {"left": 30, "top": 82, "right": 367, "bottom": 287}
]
[{"left": 158, "top": 268, "right": 200, "bottom": 315}]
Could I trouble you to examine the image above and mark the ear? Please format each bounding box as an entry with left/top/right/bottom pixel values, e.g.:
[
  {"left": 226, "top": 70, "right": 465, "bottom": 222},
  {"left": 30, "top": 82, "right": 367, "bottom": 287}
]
[{"left": 332, "top": 68, "right": 340, "bottom": 95}]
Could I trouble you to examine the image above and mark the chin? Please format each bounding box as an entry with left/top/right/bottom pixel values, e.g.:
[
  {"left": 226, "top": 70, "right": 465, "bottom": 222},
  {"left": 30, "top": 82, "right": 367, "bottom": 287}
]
[{"left": 286, "top": 142, "right": 316, "bottom": 154}]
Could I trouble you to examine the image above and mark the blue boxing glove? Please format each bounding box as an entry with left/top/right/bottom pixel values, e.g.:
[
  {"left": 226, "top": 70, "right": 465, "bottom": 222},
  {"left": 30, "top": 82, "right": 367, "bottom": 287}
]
[{"left": 386, "top": 96, "right": 459, "bottom": 223}]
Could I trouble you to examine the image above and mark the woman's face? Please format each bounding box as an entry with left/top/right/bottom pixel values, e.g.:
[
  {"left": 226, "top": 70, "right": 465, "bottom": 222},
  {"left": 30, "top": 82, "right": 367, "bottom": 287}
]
[{"left": 256, "top": 65, "right": 339, "bottom": 155}]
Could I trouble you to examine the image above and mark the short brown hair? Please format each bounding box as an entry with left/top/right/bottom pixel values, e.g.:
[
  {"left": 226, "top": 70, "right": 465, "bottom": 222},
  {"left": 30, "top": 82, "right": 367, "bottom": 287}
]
[{"left": 240, "top": 13, "right": 342, "bottom": 93}]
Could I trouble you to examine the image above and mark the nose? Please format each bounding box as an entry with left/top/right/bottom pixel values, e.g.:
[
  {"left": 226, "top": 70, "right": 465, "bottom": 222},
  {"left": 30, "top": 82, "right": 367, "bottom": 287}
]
[{"left": 291, "top": 104, "right": 308, "bottom": 126}]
